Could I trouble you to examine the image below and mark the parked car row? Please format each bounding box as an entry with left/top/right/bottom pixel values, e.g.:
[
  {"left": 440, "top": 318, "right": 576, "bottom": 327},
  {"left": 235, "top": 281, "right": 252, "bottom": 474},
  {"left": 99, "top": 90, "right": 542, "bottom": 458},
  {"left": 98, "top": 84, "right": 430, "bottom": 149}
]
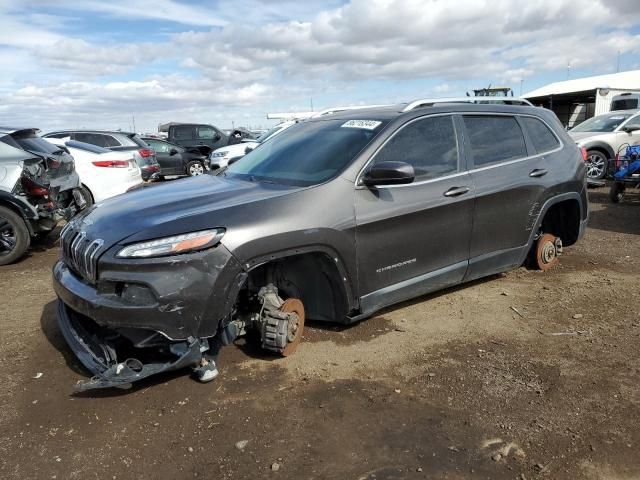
[{"left": 0, "top": 127, "right": 90, "bottom": 265}]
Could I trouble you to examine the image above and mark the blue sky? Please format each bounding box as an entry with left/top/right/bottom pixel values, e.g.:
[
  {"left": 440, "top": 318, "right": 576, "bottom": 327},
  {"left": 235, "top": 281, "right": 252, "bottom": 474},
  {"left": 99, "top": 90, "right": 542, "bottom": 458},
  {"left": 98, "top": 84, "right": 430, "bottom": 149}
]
[{"left": 0, "top": 0, "right": 639, "bottom": 132}]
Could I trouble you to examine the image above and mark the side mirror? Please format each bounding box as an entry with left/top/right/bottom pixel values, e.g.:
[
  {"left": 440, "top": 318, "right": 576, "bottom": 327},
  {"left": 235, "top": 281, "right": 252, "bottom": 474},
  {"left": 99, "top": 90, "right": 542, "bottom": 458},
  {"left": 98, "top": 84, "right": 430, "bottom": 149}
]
[
  {"left": 244, "top": 146, "right": 254, "bottom": 154},
  {"left": 362, "top": 161, "right": 415, "bottom": 186},
  {"left": 169, "top": 148, "right": 178, "bottom": 155},
  {"left": 622, "top": 124, "right": 640, "bottom": 133},
  {"left": 214, "top": 133, "right": 221, "bottom": 141}
]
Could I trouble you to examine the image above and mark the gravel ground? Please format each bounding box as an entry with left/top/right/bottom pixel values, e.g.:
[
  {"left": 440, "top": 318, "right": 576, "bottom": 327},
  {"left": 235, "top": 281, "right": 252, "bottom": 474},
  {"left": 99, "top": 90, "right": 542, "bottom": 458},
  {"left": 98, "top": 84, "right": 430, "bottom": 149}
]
[{"left": 0, "top": 189, "right": 639, "bottom": 479}]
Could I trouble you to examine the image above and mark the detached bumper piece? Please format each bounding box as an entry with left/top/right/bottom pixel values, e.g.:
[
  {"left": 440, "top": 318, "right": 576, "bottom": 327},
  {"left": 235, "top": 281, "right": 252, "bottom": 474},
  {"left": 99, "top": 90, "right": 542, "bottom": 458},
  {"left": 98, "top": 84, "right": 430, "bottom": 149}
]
[{"left": 57, "top": 300, "right": 207, "bottom": 392}]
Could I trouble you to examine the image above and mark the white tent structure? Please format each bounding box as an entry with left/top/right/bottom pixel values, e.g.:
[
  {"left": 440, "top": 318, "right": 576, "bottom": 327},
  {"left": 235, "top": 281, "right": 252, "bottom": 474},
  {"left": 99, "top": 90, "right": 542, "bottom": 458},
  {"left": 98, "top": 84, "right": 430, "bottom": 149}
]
[{"left": 523, "top": 70, "right": 640, "bottom": 128}]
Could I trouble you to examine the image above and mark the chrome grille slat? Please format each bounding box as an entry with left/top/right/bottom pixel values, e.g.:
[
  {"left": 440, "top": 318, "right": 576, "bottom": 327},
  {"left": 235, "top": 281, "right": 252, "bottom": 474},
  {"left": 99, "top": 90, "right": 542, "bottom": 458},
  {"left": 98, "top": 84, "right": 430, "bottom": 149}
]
[{"left": 59, "top": 223, "right": 103, "bottom": 283}]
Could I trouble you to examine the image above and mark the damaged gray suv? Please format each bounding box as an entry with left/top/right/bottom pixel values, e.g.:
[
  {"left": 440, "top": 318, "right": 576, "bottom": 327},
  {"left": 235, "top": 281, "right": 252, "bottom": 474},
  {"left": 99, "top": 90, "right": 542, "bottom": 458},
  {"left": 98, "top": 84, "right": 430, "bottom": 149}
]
[{"left": 53, "top": 99, "right": 588, "bottom": 391}]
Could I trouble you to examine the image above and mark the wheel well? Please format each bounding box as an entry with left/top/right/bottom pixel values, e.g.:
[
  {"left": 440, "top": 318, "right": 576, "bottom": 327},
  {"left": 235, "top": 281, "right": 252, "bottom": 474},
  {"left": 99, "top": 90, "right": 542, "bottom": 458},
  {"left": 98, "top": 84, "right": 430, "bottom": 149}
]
[
  {"left": 81, "top": 184, "right": 95, "bottom": 203},
  {"left": 540, "top": 199, "right": 581, "bottom": 246},
  {"left": 586, "top": 146, "right": 611, "bottom": 159},
  {"left": 246, "top": 252, "right": 349, "bottom": 323}
]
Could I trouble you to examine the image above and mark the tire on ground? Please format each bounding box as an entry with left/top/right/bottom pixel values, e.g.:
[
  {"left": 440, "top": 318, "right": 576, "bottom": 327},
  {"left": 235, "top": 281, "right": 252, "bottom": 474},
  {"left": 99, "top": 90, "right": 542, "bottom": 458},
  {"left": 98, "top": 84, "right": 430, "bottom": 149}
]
[{"left": 0, "top": 205, "right": 31, "bottom": 266}]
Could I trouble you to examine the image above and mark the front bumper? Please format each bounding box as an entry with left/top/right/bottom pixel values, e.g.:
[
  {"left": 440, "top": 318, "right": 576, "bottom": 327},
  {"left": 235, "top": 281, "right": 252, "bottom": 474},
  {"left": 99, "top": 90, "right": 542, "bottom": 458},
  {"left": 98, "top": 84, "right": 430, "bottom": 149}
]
[
  {"left": 53, "top": 244, "right": 244, "bottom": 391},
  {"left": 52, "top": 244, "right": 243, "bottom": 340},
  {"left": 57, "top": 300, "right": 206, "bottom": 391}
]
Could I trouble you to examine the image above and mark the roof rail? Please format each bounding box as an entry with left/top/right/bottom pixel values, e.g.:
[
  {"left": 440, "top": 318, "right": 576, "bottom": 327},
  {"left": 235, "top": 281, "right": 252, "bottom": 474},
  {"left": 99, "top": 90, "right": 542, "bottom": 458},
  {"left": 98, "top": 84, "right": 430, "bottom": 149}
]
[
  {"left": 309, "top": 104, "right": 392, "bottom": 118},
  {"left": 402, "top": 97, "right": 534, "bottom": 112}
]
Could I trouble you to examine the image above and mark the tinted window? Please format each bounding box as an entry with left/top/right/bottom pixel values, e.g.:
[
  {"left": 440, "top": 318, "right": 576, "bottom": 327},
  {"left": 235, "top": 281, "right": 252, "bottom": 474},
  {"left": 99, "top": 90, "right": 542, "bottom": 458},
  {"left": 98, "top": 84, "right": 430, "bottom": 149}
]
[
  {"left": 373, "top": 115, "right": 458, "bottom": 180},
  {"left": 45, "top": 132, "right": 70, "bottom": 139},
  {"left": 145, "top": 139, "right": 170, "bottom": 153},
  {"left": 521, "top": 117, "right": 560, "bottom": 154},
  {"left": 197, "top": 126, "right": 216, "bottom": 139},
  {"left": 173, "top": 126, "right": 194, "bottom": 140},
  {"left": 102, "top": 135, "right": 121, "bottom": 147},
  {"left": 74, "top": 133, "right": 107, "bottom": 147},
  {"left": 226, "top": 119, "right": 386, "bottom": 186},
  {"left": 611, "top": 99, "right": 638, "bottom": 110},
  {"left": 129, "top": 134, "right": 149, "bottom": 148},
  {"left": 464, "top": 116, "right": 527, "bottom": 166},
  {"left": 12, "top": 134, "right": 62, "bottom": 154}
]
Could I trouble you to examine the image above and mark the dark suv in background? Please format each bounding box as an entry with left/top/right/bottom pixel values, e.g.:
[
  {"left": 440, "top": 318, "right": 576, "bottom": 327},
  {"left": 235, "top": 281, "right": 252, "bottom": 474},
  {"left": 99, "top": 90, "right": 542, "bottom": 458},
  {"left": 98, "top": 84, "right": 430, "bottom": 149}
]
[
  {"left": 43, "top": 130, "right": 161, "bottom": 181},
  {"left": 165, "top": 123, "right": 256, "bottom": 156},
  {"left": 53, "top": 99, "right": 588, "bottom": 391}
]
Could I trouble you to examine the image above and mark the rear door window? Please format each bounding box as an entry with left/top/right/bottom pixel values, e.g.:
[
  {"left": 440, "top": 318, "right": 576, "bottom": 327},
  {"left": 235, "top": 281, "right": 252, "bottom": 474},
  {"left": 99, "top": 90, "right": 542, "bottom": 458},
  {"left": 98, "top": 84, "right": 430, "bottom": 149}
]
[
  {"left": 372, "top": 115, "right": 459, "bottom": 180},
  {"left": 521, "top": 117, "right": 560, "bottom": 154},
  {"left": 173, "top": 126, "right": 194, "bottom": 141},
  {"left": 73, "top": 133, "right": 107, "bottom": 147},
  {"left": 463, "top": 115, "right": 527, "bottom": 167}
]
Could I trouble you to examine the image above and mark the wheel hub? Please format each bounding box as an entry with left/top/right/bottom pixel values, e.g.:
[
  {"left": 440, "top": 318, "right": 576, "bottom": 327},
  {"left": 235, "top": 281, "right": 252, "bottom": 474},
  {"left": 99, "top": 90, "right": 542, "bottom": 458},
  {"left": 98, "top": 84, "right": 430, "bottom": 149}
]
[{"left": 535, "top": 233, "right": 562, "bottom": 271}]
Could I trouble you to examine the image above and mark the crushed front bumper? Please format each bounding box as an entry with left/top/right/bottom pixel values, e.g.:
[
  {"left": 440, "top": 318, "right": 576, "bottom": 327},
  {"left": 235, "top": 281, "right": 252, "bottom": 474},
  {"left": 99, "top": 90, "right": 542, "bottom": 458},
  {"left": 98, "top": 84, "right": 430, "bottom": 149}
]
[
  {"left": 53, "top": 244, "right": 245, "bottom": 391},
  {"left": 57, "top": 300, "right": 206, "bottom": 392}
]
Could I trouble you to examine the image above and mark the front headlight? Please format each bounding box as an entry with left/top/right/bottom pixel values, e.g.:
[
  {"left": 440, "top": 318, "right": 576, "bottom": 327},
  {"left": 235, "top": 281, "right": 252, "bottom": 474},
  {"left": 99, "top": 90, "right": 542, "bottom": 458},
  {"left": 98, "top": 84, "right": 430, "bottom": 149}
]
[
  {"left": 116, "top": 229, "right": 225, "bottom": 258},
  {"left": 211, "top": 151, "right": 228, "bottom": 158}
]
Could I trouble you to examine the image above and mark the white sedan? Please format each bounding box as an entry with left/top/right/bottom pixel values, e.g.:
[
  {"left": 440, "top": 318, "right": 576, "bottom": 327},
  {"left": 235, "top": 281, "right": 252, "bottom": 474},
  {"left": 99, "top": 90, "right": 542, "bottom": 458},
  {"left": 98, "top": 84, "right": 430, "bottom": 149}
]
[{"left": 47, "top": 138, "right": 143, "bottom": 203}]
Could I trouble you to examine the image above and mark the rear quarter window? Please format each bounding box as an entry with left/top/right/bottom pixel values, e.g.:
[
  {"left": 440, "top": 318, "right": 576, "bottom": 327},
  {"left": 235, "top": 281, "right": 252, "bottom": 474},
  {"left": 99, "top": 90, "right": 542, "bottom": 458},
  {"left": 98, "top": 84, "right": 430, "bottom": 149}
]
[
  {"left": 521, "top": 117, "right": 560, "bottom": 154},
  {"left": 463, "top": 115, "right": 527, "bottom": 167}
]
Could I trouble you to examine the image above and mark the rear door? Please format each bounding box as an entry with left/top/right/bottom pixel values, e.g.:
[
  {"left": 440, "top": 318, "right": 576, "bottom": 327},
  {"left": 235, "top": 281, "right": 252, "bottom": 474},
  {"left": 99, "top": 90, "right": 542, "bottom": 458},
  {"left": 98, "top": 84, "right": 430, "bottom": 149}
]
[
  {"left": 144, "top": 139, "right": 180, "bottom": 174},
  {"left": 463, "top": 114, "right": 553, "bottom": 280},
  {"left": 355, "top": 114, "right": 474, "bottom": 312}
]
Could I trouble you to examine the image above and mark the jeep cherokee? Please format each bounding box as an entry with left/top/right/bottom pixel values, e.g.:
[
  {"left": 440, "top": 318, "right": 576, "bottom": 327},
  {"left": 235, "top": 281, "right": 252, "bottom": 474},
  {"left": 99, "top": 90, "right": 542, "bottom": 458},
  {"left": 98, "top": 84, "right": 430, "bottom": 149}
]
[{"left": 53, "top": 99, "right": 588, "bottom": 391}]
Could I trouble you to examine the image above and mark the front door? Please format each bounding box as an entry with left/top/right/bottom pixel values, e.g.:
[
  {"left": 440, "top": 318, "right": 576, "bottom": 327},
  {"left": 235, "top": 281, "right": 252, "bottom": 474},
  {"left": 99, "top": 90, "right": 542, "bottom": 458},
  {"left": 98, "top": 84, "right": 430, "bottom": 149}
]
[{"left": 355, "top": 114, "right": 474, "bottom": 314}]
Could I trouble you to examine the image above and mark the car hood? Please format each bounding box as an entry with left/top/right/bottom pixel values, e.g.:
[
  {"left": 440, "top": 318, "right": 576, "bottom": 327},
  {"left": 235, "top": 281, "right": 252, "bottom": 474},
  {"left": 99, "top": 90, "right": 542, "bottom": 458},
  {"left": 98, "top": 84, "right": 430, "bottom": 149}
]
[
  {"left": 567, "top": 131, "right": 606, "bottom": 143},
  {"left": 70, "top": 174, "right": 305, "bottom": 250},
  {"left": 213, "top": 142, "right": 258, "bottom": 155}
]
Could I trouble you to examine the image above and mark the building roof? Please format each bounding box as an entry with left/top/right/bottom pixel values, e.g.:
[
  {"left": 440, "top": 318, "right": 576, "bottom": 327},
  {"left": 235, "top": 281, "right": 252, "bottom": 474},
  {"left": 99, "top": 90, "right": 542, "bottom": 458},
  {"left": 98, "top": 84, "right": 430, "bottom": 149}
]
[{"left": 523, "top": 70, "right": 640, "bottom": 99}]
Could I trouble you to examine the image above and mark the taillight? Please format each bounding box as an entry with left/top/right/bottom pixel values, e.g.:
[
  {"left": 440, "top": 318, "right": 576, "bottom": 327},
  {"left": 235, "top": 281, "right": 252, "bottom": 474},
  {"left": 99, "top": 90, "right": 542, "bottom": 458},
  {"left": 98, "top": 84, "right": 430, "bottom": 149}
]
[
  {"left": 580, "top": 146, "right": 588, "bottom": 162},
  {"left": 92, "top": 160, "right": 130, "bottom": 168},
  {"left": 139, "top": 148, "right": 154, "bottom": 158},
  {"left": 21, "top": 176, "right": 49, "bottom": 196}
]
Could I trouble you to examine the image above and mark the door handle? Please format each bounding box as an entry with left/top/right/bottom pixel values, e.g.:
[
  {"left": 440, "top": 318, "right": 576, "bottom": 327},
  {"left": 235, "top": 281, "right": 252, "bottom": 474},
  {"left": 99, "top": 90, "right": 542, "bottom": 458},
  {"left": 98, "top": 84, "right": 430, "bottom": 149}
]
[
  {"left": 443, "top": 186, "right": 470, "bottom": 197},
  {"left": 529, "top": 168, "right": 548, "bottom": 178}
]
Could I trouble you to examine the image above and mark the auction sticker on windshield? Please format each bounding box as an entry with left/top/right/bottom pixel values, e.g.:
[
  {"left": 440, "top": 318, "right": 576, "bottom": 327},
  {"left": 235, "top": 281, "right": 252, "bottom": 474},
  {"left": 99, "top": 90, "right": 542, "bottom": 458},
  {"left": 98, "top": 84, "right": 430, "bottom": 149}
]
[{"left": 341, "top": 120, "right": 382, "bottom": 130}]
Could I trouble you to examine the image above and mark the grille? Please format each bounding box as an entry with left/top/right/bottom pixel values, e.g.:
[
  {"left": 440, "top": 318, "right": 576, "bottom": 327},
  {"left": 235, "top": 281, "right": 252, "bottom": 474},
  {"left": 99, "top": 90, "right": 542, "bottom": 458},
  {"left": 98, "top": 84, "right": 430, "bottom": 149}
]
[{"left": 60, "top": 223, "right": 104, "bottom": 283}]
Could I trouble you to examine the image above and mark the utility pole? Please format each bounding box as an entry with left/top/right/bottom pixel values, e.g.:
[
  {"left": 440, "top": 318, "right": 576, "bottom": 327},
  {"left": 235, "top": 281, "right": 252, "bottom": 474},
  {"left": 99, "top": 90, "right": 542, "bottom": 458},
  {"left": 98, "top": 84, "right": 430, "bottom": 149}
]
[
  {"left": 519, "top": 79, "right": 524, "bottom": 96},
  {"left": 132, "top": 114, "right": 136, "bottom": 133},
  {"left": 566, "top": 61, "right": 571, "bottom": 80}
]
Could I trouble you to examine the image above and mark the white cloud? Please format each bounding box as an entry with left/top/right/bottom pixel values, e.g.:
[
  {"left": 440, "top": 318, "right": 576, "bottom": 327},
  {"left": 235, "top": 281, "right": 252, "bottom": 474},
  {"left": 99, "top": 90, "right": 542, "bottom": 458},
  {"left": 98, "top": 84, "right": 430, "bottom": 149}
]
[{"left": 0, "top": 0, "right": 639, "bottom": 131}]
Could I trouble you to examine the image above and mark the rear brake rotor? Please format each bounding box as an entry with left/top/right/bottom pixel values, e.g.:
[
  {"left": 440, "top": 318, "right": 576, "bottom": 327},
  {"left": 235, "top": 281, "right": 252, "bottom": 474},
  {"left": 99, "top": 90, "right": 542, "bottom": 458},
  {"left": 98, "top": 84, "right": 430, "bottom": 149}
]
[
  {"left": 279, "top": 298, "right": 305, "bottom": 357},
  {"left": 535, "top": 233, "right": 561, "bottom": 271}
]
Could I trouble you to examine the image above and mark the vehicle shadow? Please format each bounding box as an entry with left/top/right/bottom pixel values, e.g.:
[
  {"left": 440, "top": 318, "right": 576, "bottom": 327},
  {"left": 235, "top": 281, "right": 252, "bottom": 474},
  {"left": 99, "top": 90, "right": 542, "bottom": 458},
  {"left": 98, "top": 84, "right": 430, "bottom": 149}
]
[
  {"left": 233, "top": 273, "right": 502, "bottom": 360},
  {"left": 588, "top": 188, "right": 640, "bottom": 235}
]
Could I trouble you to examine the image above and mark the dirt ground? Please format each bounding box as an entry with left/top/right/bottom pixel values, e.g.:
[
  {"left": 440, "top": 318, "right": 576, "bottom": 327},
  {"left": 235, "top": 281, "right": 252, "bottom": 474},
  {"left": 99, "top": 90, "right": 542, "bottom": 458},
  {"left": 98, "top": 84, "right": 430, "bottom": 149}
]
[{"left": 1, "top": 189, "right": 639, "bottom": 480}]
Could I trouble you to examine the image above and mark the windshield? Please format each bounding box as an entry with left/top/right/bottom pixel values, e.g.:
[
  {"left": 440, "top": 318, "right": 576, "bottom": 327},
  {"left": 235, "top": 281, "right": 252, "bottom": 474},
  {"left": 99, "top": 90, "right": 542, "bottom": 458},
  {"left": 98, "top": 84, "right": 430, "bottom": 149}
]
[
  {"left": 256, "top": 125, "right": 286, "bottom": 143},
  {"left": 225, "top": 119, "right": 386, "bottom": 186},
  {"left": 571, "top": 113, "right": 632, "bottom": 133}
]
